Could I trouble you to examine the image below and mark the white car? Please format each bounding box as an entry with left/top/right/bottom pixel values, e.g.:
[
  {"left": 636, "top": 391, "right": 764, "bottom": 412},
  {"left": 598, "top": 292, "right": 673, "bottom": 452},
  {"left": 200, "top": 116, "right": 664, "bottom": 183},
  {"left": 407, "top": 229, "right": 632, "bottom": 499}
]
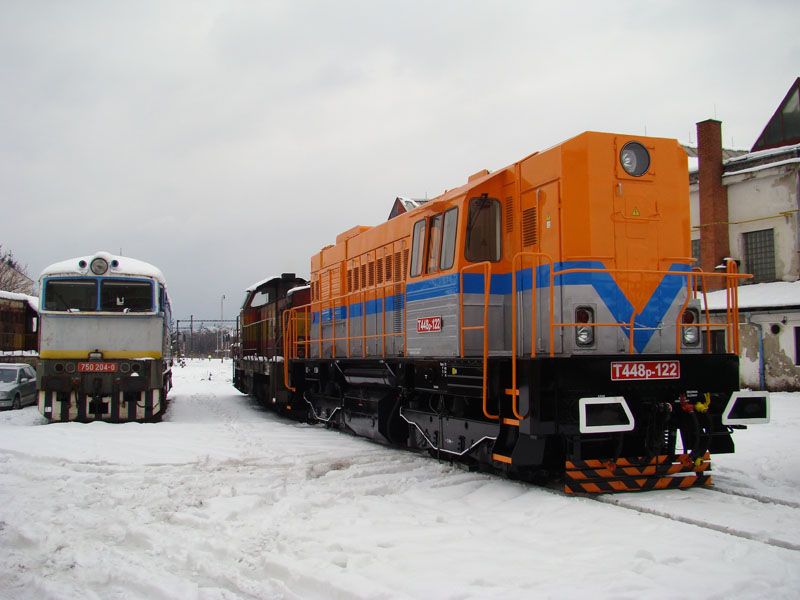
[{"left": 0, "top": 363, "right": 37, "bottom": 410}]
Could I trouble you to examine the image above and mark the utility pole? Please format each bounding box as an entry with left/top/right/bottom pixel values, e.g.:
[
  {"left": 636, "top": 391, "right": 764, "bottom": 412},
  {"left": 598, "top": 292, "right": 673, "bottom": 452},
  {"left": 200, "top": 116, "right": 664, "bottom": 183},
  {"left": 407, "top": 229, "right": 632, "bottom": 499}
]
[{"left": 219, "top": 294, "right": 226, "bottom": 356}]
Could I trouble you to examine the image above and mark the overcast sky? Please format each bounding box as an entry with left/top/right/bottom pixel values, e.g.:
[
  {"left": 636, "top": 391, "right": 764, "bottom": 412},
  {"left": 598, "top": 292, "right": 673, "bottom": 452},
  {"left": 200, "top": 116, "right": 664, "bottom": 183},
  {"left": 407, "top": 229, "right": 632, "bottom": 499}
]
[{"left": 2, "top": 1, "right": 798, "bottom": 320}]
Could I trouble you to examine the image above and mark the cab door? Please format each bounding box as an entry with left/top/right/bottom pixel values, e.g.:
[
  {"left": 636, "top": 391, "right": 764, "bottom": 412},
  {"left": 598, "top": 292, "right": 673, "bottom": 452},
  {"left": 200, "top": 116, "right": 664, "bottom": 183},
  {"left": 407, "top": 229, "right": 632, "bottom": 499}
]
[{"left": 519, "top": 181, "right": 562, "bottom": 355}]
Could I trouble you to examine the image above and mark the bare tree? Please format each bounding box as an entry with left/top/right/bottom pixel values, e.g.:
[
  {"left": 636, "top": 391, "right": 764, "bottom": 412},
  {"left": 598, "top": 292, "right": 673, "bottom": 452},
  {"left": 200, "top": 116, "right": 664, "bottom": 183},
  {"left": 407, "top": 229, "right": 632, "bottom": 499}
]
[{"left": 0, "top": 245, "right": 34, "bottom": 294}]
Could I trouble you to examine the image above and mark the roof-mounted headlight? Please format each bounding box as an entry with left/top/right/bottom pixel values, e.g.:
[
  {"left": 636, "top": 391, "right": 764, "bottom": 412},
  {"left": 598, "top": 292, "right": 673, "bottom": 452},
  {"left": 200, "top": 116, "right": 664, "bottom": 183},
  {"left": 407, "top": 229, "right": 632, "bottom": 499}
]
[
  {"left": 620, "top": 142, "right": 650, "bottom": 177},
  {"left": 90, "top": 257, "right": 109, "bottom": 275}
]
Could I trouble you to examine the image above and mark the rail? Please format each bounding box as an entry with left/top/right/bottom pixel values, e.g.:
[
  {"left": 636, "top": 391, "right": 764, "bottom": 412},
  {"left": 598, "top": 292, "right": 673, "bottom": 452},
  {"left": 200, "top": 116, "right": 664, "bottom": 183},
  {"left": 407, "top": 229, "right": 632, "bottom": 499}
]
[
  {"left": 508, "top": 252, "right": 555, "bottom": 420},
  {"left": 240, "top": 316, "right": 275, "bottom": 357},
  {"left": 506, "top": 258, "right": 749, "bottom": 420},
  {"left": 458, "top": 261, "right": 496, "bottom": 421},
  {"left": 549, "top": 264, "right": 749, "bottom": 357},
  {"left": 282, "top": 280, "right": 407, "bottom": 391}
]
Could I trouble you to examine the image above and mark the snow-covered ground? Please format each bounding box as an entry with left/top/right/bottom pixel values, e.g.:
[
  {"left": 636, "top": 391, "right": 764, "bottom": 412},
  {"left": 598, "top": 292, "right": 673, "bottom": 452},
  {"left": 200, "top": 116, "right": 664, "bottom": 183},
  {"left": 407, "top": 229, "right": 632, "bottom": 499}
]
[{"left": 1, "top": 359, "right": 799, "bottom": 599}]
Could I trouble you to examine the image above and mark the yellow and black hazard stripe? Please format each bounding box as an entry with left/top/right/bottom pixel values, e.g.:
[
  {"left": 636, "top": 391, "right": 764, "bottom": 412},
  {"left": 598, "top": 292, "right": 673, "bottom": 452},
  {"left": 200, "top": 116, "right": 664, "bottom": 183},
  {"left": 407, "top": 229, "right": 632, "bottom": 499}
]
[{"left": 563, "top": 453, "right": 712, "bottom": 494}]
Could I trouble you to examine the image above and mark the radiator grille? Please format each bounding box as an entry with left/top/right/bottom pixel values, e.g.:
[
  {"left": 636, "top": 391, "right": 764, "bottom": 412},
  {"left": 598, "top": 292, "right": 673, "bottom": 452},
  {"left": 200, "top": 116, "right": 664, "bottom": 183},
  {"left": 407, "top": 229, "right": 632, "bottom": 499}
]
[{"left": 522, "top": 207, "right": 538, "bottom": 247}]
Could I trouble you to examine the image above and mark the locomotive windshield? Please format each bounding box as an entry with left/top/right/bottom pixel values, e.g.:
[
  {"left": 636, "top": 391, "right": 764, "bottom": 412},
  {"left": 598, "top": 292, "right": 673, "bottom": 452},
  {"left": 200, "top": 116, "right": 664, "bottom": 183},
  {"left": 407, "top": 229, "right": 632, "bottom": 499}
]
[
  {"left": 43, "top": 278, "right": 154, "bottom": 312},
  {"left": 43, "top": 279, "right": 98, "bottom": 312},
  {"left": 100, "top": 280, "right": 153, "bottom": 312},
  {"left": 465, "top": 197, "right": 501, "bottom": 262}
]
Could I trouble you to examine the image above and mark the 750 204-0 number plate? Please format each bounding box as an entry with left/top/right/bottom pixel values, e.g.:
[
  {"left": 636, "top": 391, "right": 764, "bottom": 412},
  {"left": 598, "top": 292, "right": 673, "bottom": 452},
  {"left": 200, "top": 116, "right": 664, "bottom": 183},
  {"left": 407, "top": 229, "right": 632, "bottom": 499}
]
[
  {"left": 77, "top": 362, "right": 117, "bottom": 373},
  {"left": 610, "top": 360, "right": 680, "bottom": 381}
]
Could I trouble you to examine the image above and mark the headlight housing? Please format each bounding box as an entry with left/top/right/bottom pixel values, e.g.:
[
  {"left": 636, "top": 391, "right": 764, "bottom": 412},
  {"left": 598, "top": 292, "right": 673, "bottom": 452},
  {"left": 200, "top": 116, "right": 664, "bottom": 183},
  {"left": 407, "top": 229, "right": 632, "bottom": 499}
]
[
  {"left": 682, "top": 309, "right": 700, "bottom": 346},
  {"left": 620, "top": 142, "right": 650, "bottom": 177},
  {"left": 575, "top": 306, "right": 595, "bottom": 346},
  {"left": 90, "top": 257, "right": 109, "bottom": 275}
]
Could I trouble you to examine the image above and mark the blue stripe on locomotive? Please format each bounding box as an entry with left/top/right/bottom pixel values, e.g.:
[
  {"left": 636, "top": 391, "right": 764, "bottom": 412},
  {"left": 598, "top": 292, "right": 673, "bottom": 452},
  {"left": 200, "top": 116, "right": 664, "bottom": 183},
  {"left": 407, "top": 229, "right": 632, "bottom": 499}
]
[{"left": 312, "top": 261, "right": 691, "bottom": 354}]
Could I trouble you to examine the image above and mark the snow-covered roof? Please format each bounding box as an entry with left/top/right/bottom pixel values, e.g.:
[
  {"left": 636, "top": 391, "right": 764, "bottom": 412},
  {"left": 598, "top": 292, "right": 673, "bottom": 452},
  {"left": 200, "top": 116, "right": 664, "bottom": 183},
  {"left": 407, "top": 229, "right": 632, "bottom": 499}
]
[
  {"left": 244, "top": 274, "right": 306, "bottom": 293},
  {"left": 0, "top": 290, "right": 39, "bottom": 312},
  {"left": 40, "top": 251, "right": 166, "bottom": 285},
  {"left": 245, "top": 275, "right": 280, "bottom": 293},
  {"left": 726, "top": 142, "right": 800, "bottom": 165},
  {"left": 396, "top": 197, "right": 428, "bottom": 211},
  {"left": 702, "top": 280, "right": 800, "bottom": 311},
  {"left": 719, "top": 142, "right": 799, "bottom": 178},
  {"left": 287, "top": 285, "right": 310, "bottom": 298},
  {"left": 686, "top": 142, "right": 800, "bottom": 178},
  {"left": 724, "top": 156, "right": 800, "bottom": 177}
]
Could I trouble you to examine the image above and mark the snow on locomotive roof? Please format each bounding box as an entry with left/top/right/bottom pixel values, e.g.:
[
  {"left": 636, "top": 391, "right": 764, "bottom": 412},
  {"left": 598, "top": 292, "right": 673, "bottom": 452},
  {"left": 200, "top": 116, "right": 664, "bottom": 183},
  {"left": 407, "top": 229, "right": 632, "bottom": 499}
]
[
  {"left": 287, "top": 285, "right": 310, "bottom": 298},
  {"left": 245, "top": 273, "right": 306, "bottom": 292},
  {"left": 40, "top": 251, "right": 166, "bottom": 285},
  {"left": 245, "top": 275, "right": 280, "bottom": 293}
]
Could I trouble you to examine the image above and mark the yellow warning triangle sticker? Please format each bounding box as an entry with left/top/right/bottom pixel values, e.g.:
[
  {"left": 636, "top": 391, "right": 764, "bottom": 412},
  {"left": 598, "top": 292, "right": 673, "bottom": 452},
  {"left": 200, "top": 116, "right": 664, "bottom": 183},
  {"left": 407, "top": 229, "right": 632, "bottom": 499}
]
[{"left": 632, "top": 207, "right": 640, "bottom": 216}]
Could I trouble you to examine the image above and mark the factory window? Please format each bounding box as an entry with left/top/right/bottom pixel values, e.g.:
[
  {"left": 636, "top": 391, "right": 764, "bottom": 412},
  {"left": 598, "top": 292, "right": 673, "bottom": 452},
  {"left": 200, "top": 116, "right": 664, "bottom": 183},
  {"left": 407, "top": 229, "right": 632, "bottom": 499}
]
[
  {"left": 743, "top": 229, "right": 776, "bottom": 283},
  {"left": 465, "top": 197, "right": 501, "bottom": 262},
  {"left": 691, "top": 239, "right": 700, "bottom": 264},
  {"left": 410, "top": 219, "right": 426, "bottom": 277}
]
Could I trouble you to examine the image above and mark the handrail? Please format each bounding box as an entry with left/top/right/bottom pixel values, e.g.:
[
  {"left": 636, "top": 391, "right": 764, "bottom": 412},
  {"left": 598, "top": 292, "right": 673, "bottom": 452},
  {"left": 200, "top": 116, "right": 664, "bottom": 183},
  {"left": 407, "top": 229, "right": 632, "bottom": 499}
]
[
  {"left": 282, "top": 310, "right": 294, "bottom": 392},
  {"left": 550, "top": 265, "right": 750, "bottom": 356},
  {"left": 299, "top": 278, "right": 407, "bottom": 361},
  {"left": 509, "top": 252, "right": 555, "bottom": 420},
  {"left": 459, "top": 261, "right": 497, "bottom": 421},
  {"left": 283, "top": 304, "right": 311, "bottom": 391}
]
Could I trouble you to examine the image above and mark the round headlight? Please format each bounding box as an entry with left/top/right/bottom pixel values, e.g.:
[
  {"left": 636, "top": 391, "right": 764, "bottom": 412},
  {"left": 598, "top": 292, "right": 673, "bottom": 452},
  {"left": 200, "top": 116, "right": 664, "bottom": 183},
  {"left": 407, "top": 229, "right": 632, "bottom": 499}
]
[
  {"left": 620, "top": 142, "right": 650, "bottom": 177},
  {"left": 90, "top": 257, "right": 109, "bottom": 275}
]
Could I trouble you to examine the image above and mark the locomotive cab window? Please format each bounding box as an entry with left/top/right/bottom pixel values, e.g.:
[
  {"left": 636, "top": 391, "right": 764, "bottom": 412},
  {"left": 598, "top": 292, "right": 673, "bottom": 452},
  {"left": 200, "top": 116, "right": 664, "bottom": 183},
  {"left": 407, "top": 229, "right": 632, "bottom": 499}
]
[
  {"left": 465, "top": 197, "right": 501, "bottom": 262},
  {"left": 250, "top": 289, "right": 270, "bottom": 308},
  {"left": 427, "top": 214, "right": 444, "bottom": 274},
  {"left": 440, "top": 208, "right": 458, "bottom": 270},
  {"left": 43, "top": 279, "right": 98, "bottom": 312},
  {"left": 425, "top": 208, "right": 458, "bottom": 274},
  {"left": 100, "top": 280, "right": 154, "bottom": 312},
  {"left": 410, "top": 219, "right": 426, "bottom": 277}
]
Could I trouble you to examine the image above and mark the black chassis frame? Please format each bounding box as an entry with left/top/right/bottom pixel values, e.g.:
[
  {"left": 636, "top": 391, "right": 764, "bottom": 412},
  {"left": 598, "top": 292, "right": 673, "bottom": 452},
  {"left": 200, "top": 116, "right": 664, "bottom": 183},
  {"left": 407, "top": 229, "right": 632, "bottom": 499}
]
[
  {"left": 289, "top": 352, "right": 741, "bottom": 476},
  {"left": 38, "top": 358, "right": 168, "bottom": 423}
]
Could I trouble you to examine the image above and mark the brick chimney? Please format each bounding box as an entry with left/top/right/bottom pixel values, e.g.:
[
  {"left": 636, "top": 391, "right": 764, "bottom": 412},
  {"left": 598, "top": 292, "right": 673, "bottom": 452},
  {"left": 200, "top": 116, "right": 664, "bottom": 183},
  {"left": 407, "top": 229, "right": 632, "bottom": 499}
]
[{"left": 697, "top": 119, "right": 730, "bottom": 288}]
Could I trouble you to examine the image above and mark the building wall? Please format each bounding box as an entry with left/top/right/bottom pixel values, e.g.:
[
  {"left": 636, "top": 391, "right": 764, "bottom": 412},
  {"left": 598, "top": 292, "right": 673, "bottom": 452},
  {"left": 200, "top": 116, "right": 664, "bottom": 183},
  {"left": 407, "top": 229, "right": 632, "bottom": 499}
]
[
  {"left": 726, "top": 166, "right": 799, "bottom": 280},
  {"left": 692, "top": 162, "right": 800, "bottom": 391},
  {"left": 690, "top": 164, "right": 799, "bottom": 279},
  {"left": 737, "top": 310, "right": 800, "bottom": 391}
]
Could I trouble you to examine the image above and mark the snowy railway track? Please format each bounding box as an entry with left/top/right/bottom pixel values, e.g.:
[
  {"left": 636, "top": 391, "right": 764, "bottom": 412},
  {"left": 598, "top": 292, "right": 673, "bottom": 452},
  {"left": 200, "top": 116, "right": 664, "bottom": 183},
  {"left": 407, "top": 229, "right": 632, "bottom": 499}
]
[
  {"left": 590, "top": 487, "right": 800, "bottom": 552},
  {"left": 703, "top": 483, "right": 800, "bottom": 509}
]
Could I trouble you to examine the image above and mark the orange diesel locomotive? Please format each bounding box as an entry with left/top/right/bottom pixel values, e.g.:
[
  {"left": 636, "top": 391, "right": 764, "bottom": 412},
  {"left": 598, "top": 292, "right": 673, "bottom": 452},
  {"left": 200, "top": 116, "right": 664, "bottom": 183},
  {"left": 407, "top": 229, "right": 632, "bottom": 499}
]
[{"left": 267, "top": 132, "right": 767, "bottom": 492}]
